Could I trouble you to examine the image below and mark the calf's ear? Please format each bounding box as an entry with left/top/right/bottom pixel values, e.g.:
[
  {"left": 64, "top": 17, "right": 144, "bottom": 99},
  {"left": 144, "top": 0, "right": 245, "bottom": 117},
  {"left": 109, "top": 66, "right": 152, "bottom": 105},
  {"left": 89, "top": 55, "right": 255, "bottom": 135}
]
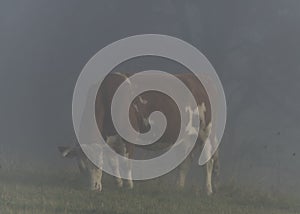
[{"left": 58, "top": 146, "right": 77, "bottom": 158}]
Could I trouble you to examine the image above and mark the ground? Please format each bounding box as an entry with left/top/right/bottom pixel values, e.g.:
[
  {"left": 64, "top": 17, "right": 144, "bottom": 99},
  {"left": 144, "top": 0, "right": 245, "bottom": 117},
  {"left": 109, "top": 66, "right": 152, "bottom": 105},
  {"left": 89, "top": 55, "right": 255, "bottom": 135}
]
[{"left": 0, "top": 170, "right": 299, "bottom": 214}]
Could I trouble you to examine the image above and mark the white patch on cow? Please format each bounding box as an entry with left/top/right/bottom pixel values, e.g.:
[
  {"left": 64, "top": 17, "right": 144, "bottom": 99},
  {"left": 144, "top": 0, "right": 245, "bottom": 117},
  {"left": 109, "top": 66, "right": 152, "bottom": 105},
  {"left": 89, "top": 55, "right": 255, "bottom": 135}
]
[
  {"left": 143, "top": 117, "right": 154, "bottom": 127},
  {"left": 106, "top": 135, "right": 121, "bottom": 146},
  {"left": 199, "top": 102, "right": 206, "bottom": 113},
  {"left": 61, "top": 147, "right": 73, "bottom": 157},
  {"left": 199, "top": 122, "right": 212, "bottom": 142},
  {"left": 185, "top": 106, "right": 199, "bottom": 136},
  {"left": 114, "top": 72, "right": 132, "bottom": 85},
  {"left": 197, "top": 102, "right": 207, "bottom": 128},
  {"left": 138, "top": 96, "right": 148, "bottom": 104},
  {"left": 133, "top": 104, "right": 139, "bottom": 112},
  {"left": 142, "top": 117, "right": 156, "bottom": 138}
]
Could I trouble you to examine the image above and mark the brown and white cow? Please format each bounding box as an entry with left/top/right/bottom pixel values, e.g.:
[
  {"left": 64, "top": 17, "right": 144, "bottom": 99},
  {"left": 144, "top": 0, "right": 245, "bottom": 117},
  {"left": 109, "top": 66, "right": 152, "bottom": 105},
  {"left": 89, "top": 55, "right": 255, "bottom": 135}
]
[
  {"left": 59, "top": 73, "right": 135, "bottom": 191},
  {"left": 59, "top": 71, "right": 219, "bottom": 195},
  {"left": 130, "top": 72, "right": 220, "bottom": 194}
]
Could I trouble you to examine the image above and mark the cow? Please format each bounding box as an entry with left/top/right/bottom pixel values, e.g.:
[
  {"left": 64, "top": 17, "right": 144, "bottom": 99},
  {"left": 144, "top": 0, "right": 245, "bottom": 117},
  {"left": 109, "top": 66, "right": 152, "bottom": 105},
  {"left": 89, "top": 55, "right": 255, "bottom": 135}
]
[
  {"left": 59, "top": 73, "right": 134, "bottom": 191},
  {"left": 130, "top": 72, "right": 220, "bottom": 195},
  {"left": 59, "top": 71, "right": 220, "bottom": 195}
]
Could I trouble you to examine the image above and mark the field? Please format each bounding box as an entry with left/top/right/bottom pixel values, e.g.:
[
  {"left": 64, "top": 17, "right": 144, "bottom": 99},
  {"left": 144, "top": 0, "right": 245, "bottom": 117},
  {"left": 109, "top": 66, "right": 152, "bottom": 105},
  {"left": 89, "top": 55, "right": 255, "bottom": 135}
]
[{"left": 0, "top": 170, "right": 299, "bottom": 214}]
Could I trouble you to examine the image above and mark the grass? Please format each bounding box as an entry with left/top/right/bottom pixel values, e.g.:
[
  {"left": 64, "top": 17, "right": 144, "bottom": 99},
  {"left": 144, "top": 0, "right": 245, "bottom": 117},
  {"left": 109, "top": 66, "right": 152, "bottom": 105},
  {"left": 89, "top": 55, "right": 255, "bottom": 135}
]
[{"left": 0, "top": 170, "right": 299, "bottom": 214}]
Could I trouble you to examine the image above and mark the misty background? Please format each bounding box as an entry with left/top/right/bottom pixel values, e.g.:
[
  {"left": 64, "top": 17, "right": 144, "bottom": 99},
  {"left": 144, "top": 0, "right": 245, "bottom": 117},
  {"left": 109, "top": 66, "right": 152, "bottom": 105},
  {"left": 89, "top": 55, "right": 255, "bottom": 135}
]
[{"left": 0, "top": 0, "right": 299, "bottom": 195}]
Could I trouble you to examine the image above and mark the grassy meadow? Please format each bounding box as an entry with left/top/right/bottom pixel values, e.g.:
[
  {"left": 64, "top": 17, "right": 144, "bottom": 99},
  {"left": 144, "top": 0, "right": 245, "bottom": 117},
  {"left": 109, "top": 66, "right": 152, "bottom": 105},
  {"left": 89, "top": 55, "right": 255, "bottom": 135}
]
[{"left": 0, "top": 169, "right": 299, "bottom": 214}]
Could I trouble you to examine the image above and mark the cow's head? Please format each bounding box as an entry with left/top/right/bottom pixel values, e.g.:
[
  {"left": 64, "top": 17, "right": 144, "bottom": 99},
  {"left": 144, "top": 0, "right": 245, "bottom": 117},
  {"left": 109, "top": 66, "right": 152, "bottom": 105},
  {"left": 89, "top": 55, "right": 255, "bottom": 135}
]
[{"left": 58, "top": 146, "right": 102, "bottom": 191}]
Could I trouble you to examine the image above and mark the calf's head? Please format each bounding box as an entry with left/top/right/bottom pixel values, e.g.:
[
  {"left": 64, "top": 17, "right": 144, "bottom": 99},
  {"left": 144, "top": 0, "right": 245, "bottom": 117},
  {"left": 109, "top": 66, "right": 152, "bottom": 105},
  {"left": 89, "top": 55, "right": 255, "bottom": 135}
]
[{"left": 58, "top": 146, "right": 103, "bottom": 191}]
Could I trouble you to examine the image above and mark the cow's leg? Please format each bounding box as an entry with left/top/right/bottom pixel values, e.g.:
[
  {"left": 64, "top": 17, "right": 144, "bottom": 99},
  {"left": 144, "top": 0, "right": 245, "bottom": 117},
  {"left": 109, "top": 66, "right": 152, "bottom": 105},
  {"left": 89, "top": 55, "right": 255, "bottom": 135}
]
[
  {"left": 198, "top": 121, "right": 215, "bottom": 195},
  {"left": 177, "top": 155, "right": 192, "bottom": 189},
  {"left": 200, "top": 136, "right": 214, "bottom": 195},
  {"left": 89, "top": 168, "right": 103, "bottom": 191},
  {"left": 76, "top": 158, "right": 87, "bottom": 174},
  {"left": 212, "top": 150, "right": 220, "bottom": 192},
  {"left": 122, "top": 143, "right": 134, "bottom": 189},
  {"left": 204, "top": 158, "right": 214, "bottom": 195},
  {"left": 108, "top": 154, "right": 123, "bottom": 187},
  {"left": 106, "top": 136, "right": 123, "bottom": 188},
  {"left": 124, "top": 152, "right": 133, "bottom": 189},
  {"left": 87, "top": 148, "right": 104, "bottom": 191}
]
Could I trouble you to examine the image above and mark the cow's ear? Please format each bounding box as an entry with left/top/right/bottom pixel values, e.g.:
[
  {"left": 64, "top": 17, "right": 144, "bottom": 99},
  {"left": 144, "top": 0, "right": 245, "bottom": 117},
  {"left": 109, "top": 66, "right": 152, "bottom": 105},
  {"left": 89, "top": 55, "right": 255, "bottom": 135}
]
[{"left": 58, "top": 146, "right": 78, "bottom": 158}]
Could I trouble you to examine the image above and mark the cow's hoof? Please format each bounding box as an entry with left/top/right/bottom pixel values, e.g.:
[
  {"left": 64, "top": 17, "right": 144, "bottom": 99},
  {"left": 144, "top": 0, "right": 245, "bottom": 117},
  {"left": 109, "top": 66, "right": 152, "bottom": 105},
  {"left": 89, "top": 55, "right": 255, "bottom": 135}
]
[
  {"left": 91, "top": 184, "right": 102, "bottom": 192},
  {"left": 116, "top": 179, "right": 123, "bottom": 188},
  {"left": 206, "top": 190, "right": 213, "bottom": 196},
  {"left": 127, "top": 180, "right": 134, "bottom": 189},
  {"left": 176, "top": 182, "right": 185, "bottom": 190}
]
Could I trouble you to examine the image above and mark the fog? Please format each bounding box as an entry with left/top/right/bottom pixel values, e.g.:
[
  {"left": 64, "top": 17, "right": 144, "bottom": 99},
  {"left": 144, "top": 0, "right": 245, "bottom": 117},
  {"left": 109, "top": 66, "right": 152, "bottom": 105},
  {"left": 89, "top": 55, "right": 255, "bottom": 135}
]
[{"left": 1, "top": 0, "right": 300, "bottom": 195}]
